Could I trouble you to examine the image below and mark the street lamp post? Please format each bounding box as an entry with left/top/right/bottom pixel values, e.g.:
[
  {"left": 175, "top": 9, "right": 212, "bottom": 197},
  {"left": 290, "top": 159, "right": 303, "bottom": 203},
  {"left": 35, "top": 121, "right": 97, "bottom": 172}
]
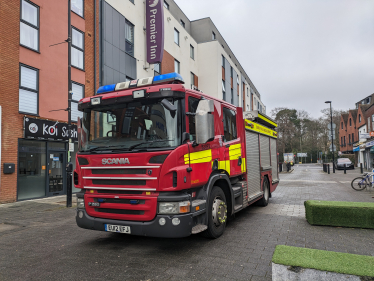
[{"left": 325, "top": 101, "right": 335, "bottom": 173}]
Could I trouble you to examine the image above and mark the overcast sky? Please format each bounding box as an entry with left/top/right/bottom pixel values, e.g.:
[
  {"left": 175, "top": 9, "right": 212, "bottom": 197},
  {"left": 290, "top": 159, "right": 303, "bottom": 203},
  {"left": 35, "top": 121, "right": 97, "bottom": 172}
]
[{"left": 174, "top": 0, "right": 374, "bottom": 118}]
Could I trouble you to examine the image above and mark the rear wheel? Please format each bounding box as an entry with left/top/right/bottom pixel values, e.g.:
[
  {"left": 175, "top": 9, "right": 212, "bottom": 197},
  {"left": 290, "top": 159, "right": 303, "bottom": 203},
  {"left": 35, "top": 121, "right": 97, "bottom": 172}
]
[
  {"left": 351, "top": 177, "right": 367, "bottom": 191},
  {"left": 257, "top": 177, "right": 270, "bottom": 206},
  {"left": 202, "top": 186, "right": 227, "bottom": 239}
]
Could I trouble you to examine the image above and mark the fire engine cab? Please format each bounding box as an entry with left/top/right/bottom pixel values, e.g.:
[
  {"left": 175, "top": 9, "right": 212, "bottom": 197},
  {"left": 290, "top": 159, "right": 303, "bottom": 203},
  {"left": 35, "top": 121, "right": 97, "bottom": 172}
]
[{"left": 75, "top": 72, "right": 279, "bottom": 238}]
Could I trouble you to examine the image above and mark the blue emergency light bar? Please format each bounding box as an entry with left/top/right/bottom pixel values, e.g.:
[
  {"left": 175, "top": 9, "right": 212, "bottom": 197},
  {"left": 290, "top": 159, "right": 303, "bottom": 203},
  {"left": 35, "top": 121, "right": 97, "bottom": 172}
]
[{"left": 96, "top": 72, "right": 184, "bottom": 95}]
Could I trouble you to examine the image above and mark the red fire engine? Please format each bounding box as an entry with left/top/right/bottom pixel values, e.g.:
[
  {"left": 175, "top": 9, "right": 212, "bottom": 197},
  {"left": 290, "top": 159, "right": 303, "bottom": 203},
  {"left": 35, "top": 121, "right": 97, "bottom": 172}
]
[{"left": 75, "top": 73, "right": 279, "bottom": 238}]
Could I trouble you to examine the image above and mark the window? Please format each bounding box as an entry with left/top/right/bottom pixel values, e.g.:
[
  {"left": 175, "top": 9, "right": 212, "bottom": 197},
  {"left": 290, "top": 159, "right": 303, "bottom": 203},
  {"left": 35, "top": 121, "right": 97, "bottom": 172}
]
[
  {"left": 222, "top": 80, "right": 226, "bottom": 100},
  {"left": 129, "top": 0, "right": 134, "bottom": 3},
  {"left": 180, "top": 19, "right": 185, "bottom": 28},
  {"left": 372, "top": 115, "right": 374, "bottom": 132},
  {"left": 71, "top": 0, "right": 83, "bottom": 17},
  {"left": 230, "top": 66, "right": 233, "bottom": 78},
  {"left": 20, "top": 0, "right": 39, "bottom": 51},
  {"left": 349, "top": 134, "right": 351, "bottom": 144},
  {"left": 231, "top": 89, "right": 234, "bottom": 104},
  {"left": 349, "top": 118, "right": 352, "bottom": 126},
  {"left": 174, "top": 28, "right": 179, "bottom": 45},
  {"left": 352, "top": 133, "right": 354, "bottom": 143},
  {"left": 71, "top": 27, "right": 84, "bottom": 69},
  {"left": 222, "top": 55, "right": 225, "bottom": 68},
  {"left": 19, "top": 64, "right": 38, "bottom": 115},
  {"left": 359, "top": 114, "right": 361, "bottom": 123},
  {"left": 212, "top": 32, "right": 216, "bottom": 40},
  {"left": 368, "top": 117, "right": 371, "bottom": 132},
  {"left": 71, "top": 82, "right": 84, "bottom": 122},
  {"left": 190, "top": 45, "right": 194, "bottom": 59},
  {"left": 341, "top": 122, "right": 343, "bottom": 129},
  {"left": 223, "top": 107, "right": 237, "bottom": 142},
  {"left": 164, "top": 1, "right": 169, "bottom": 9},
  {"left": 191, "top": 72, "right": 195, "bottom": 88},
  {"left": 344, "top": 136, "right": 346, "bottom": 145},
  {"left": 174, "top": 59, "right": 180, "bottom": 74},
  {"left": 188, "top": 96, "right": 200, "bottom": 141},
  {"left": 154, "top": 63, "right": 160, "bottom": 76},
  {"left": 237, "top": 75, "right": 239, "bottom": 84},
  {"left": 125, "top": 20, "right": 134, "bottom": 56}
]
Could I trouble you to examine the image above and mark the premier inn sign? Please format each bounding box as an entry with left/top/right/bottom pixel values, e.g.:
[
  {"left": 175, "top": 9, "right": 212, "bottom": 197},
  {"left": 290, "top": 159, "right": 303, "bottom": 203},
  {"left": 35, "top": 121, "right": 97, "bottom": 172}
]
[{"left": 146, "top": 0, "right": 164, "bottom": 64}]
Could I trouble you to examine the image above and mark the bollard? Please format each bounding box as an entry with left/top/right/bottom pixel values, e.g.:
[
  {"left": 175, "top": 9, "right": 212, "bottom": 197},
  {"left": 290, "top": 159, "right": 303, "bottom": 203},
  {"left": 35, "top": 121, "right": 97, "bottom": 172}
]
[
  {"left": 279, "top": 163, "right": 282, "bottom": 172},
  {"left": 360, "top": 163, "right": 363, "bottom": 174},
  {"left": 323, "top": 164, "right": 325, "bottom": 172},
  {"left": 328, "top": 164, "right": 330, "bottom": 174},
  {"left": 66, "top": 162, "right": 73, "bottom": 208},
  {"left": 344, "top": 165, "right": 346, "bottom": 174},
  {"left": 333, "top": 163, "right": 335, "bottom": 173}
]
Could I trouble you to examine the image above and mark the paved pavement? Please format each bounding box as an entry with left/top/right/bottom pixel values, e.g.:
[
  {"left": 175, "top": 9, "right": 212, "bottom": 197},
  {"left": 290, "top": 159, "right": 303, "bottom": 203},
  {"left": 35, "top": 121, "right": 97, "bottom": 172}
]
[{"left": 0, "top": 164, "right": 373, "bottom": 281}]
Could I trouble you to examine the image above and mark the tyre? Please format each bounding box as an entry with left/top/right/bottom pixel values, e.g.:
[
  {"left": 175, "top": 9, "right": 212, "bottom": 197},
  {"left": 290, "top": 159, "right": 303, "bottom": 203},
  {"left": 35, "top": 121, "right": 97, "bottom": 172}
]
[
  {"left": 351, "top": 177, "right": 367, "bottom": 191},
  {"left": 202, "top": 186, "right": 227, "bottom": 239},
  {"left": 257, "top": 177, "right": 270, "bottom": 207}
]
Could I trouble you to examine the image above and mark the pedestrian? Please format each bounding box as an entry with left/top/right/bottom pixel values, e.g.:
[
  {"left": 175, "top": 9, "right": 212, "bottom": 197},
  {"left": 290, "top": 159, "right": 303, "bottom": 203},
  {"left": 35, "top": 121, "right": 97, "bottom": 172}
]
[{"left": 286, "top": 162, "right": 291, "bottom": 172}]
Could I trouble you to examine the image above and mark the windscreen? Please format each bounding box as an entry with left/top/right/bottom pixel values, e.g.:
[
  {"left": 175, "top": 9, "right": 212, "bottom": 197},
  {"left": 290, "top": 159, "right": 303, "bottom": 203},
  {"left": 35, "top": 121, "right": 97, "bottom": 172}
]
[
  {"left": 338, "top": 158, "right": 350, "bottom": 163},
  {"left": 80, "top": 98, "right": 182, "bottom": 152}
]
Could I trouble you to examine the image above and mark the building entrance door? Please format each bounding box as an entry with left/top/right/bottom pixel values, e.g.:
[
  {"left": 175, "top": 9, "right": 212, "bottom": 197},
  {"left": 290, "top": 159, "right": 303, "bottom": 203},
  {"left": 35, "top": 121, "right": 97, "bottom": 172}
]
[{"left": 47, "top": 151, "right": 66, "bottom": 196}]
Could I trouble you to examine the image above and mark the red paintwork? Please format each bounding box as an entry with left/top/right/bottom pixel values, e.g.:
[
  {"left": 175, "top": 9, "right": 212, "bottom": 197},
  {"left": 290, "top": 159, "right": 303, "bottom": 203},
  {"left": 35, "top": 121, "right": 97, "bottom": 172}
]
[{"left": 76, "top": 82, "right": 278, "bottom": 222}]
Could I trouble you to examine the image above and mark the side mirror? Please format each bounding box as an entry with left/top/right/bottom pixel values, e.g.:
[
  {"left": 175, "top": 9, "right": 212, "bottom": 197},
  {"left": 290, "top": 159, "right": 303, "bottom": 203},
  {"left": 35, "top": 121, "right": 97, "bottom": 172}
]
[{"left": 195, "top": 100, "right": 215, "bottom": 144}]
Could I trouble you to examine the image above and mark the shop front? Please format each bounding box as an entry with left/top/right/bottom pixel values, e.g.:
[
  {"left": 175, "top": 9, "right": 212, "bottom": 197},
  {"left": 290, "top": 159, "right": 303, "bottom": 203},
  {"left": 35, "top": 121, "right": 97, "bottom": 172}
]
[
  {"left": 365, "top": 140, "right": 374, "bottom": 171},
  {"left": 17, "top": 117, "right": 79, "bottom": 201}
]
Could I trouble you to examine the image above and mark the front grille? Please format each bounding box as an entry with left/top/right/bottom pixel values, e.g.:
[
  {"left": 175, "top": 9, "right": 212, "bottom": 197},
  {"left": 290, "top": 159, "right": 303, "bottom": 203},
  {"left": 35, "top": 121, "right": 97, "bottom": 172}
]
[
  {"left": 92, "top": 179, "right": 146, "bottom": 186},
  {"left": 96, "top": 190, "right": 143, "bottom": 195},
  {"left": 95, "top": 208, "right": 144, "bottom": 215},
  {"left": 92, "top": 169, "right": 146, "bottom": 175},
  {"left": 95, "top": 198, "right": 145, "bottom": 204}
]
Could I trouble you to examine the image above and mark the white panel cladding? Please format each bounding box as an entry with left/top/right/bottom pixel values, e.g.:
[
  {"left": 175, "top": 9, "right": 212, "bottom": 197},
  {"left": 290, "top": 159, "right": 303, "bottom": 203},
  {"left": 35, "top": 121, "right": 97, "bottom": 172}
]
[
  {"left": 21, "top": 66, "right": 37, "bottom": 90},
  {"left": 19, "top": 89, "right": 37, "bottom": 114},
  {"left": 72, "top": 83, "right": 83, "bottom": 101},
  {"left": 260, "top": 135, "right": 270, "bottom": 167},
  {"left": 246, "top": 131, "right": 261, "bottom": 197},
  {"left": 270, "top": 138, "right": 278, "bottom": 181}
]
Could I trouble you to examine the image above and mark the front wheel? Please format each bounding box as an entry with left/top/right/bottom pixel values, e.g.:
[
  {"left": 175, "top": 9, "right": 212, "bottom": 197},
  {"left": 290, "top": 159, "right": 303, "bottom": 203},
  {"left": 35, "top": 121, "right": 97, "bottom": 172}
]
[
  {"left": 202, "top": 186, "right": 227, "bottom": 239},
  {"left": 351, "top": 177, "right": 367, "bottom": 191}
]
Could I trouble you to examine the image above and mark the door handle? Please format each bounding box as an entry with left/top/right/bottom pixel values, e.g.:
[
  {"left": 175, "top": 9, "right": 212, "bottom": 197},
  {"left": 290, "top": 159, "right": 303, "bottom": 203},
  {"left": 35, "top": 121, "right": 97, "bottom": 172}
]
[{"left": 225, "top": 144, "right": 230, "bottom": 148}]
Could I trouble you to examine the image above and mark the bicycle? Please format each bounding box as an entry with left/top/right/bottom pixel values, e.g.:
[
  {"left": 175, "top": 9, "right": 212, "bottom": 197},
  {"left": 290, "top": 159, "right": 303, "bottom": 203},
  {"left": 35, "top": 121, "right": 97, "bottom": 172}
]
[{"left": 351, "top": 172, "right": 374, "bottom": 191}]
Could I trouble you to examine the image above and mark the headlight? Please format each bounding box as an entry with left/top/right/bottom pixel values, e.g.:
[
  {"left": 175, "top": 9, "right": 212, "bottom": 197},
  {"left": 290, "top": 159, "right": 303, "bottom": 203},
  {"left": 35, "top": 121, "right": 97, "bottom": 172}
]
[
  {"left": 158, "top": 201, "right": 190, "bottom": 214},
  {"left": 77, "top": 198, "right": 85, "bottom": 209}
]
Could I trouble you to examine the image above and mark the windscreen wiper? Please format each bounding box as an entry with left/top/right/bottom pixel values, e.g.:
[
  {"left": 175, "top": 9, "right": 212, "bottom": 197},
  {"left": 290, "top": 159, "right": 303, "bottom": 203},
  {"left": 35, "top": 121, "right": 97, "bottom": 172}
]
[{"left": 128, "top": 140, "right": 174, "bottom": 151}]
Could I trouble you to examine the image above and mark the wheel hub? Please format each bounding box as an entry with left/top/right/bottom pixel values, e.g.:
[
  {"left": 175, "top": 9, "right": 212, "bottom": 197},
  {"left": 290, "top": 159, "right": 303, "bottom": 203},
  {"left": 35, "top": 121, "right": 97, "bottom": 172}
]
[{"left": 212, "top": 198, "right": 227, "bottom": 226}]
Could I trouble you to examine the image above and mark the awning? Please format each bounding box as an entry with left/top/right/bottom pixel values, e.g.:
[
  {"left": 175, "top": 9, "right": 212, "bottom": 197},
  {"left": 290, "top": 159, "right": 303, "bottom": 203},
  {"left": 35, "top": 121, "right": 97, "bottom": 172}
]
[{"left": 353, "top": 147, "right": 360, "bottom": 152}]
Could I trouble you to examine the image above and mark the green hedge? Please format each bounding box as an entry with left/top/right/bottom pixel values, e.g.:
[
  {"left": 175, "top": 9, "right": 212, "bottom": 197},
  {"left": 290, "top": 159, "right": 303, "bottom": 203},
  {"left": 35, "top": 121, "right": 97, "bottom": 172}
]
[
  {"left": 272, "top": 245, "right": 374, "bottom": 277},
  {"left": 304, "top": 200, "right": 374, "bottom": 229}
]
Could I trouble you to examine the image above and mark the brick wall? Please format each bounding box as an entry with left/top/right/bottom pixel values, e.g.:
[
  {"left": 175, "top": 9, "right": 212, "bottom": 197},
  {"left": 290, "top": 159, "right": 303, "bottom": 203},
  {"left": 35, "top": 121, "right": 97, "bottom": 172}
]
[
  {"left": 161, "top": 50, "right": 175, "bottom": 74},
  {"left": 0, "top": 1, "right": 22, "bottom": 203}
]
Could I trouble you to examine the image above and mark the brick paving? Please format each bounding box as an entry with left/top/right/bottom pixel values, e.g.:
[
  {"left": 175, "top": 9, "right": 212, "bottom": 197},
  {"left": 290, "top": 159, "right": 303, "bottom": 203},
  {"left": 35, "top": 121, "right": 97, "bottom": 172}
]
[{"left": 0, "top": 164, "right": 373, "bottom": 281}]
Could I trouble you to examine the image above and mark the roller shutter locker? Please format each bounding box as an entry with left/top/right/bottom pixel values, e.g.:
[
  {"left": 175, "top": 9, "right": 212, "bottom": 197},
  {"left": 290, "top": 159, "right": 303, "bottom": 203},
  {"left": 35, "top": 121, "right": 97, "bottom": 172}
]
[
  {"left": 245, "top": 131, "right": 261, "bottom": 197},
  {"left": 270, "top": 138, "right": 278, "bottom": 181},
  {"left": 260, "top": 135, "right": 270, "bottom": 168}
]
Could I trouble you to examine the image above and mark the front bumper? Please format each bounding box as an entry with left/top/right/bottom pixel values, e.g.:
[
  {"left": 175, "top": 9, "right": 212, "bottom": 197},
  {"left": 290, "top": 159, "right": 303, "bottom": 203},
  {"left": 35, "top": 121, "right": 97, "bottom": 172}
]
[{"left": 76, "top": 209, "right": 194, "bottom": 238}]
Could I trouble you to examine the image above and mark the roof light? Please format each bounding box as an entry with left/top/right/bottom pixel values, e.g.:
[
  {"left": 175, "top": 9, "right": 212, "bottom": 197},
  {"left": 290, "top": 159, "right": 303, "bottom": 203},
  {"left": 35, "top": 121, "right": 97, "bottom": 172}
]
[
  {"left": 97, "top": 84, "right": 116, "bottom": 94},
  {"left": 153, "top": 72, "right": 184, "bottom": 84}
]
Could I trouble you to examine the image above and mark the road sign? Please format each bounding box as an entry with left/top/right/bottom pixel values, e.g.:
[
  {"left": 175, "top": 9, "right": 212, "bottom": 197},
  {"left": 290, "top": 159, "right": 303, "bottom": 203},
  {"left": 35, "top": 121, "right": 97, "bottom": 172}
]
[
  {"left": 329, "top": 144, "right": 336, "bottom": 152},
  {"left": 297, "top": 153, "right": 307, "bottom": 157},
  {"left": 360, "top": 133, "right": 370, "bottom": 139},
  {"left": 328, "top": 134, "right": 335, "bottom": 140},
  {"left": 327, "top": 123, "right": 336, "bottom": 130}
]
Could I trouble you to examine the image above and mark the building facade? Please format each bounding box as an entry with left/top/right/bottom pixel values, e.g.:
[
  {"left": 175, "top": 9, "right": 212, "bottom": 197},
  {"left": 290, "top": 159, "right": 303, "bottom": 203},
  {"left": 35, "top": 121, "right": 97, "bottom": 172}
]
[
  {"left": 100, "top": 0, "right": 266, "bottom": 113},
  {"left": 0, "top": 0, "right": 99, "bottom": 202}
]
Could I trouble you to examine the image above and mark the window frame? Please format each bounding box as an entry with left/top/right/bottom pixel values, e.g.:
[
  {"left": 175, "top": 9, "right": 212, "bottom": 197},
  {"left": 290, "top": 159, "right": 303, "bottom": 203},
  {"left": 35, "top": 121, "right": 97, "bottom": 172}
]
[
  {"left": 71, "top": 0, "right": 84, "bottom": 18},
  {"left": 180, "top": 19, "right": 185, "bottom": 28},
  {"left": 174, "top": 59, "right": 180, "bottom": 74},
  {"left": 19, "top": 63, "right": 39, "bottom": 116},
  {"left": 174, "top": 28, "right": 180, "bottom": 46},
  {"left": 71, "top": 26, "right": 85, "bottom": 71},
  {"left": 20, "top": 0, "right": 40, "bottom": 52},
  {"left": 71, "top": 81, "right": 84, "bottom": 122},
  {"left": 190, "top": 45, "right": 194, "bottom": 60},
  {"left": 222, "top": 55, "right": 225, "bottom": 68},
  {"left": 125, "top": 19, "right": 135, "bottom": 56},
  {"left": 190, "top": 72, "right": 195, "bottom": 88},
  {"left": 164, "top": 1, "right": 169, "bottom": 9},
  {"left": 212, "top": 31, "right": 216, "bottom": 40}
]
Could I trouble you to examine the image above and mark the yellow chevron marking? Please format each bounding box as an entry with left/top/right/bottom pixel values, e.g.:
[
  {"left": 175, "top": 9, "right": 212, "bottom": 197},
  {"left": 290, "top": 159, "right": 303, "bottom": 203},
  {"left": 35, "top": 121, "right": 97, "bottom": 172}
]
[
  {"left": 218, "top": 160, "right": 230, "bottom": 175},
  {"left": 229, "top": 144, "right": 242, "bottom": 160},
  {"left": 184, "top": 149, "right": 212, "bottom": 165}
]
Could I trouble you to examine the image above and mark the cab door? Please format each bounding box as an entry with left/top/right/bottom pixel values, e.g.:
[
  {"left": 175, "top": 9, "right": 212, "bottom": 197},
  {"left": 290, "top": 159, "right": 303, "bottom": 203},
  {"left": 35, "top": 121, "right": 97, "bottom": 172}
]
[{"left": 222, "top": 106, "right": 242, "bottom": 177}]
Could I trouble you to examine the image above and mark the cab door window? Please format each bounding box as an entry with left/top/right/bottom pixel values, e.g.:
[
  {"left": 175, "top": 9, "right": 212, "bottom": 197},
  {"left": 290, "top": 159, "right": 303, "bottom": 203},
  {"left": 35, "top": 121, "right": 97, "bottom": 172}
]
[
  {"left": 188, "top": 96, "right": 200, "bottom": 141},
  {"left": 223, "top": 107, "right": 237, "bottom": 142}
]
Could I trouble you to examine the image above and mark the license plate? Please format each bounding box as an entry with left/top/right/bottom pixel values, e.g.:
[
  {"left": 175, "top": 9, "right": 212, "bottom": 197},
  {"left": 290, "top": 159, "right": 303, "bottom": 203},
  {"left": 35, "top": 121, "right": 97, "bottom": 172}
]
[{"left": 105, "top": 224, "right": 131, "bottom": 234}]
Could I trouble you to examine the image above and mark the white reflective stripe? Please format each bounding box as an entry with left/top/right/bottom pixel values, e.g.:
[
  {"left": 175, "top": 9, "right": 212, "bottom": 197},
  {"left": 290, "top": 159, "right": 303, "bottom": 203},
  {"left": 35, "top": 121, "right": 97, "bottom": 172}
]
[
  {"left": 84, "top": 186, "right": 156, "bottom": 191},
  {"left": 83, "top": 177, "right": 157, "bottom": 180},
  {"left": 81, "top": 166, "right": 160, "bottom": 169}
]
